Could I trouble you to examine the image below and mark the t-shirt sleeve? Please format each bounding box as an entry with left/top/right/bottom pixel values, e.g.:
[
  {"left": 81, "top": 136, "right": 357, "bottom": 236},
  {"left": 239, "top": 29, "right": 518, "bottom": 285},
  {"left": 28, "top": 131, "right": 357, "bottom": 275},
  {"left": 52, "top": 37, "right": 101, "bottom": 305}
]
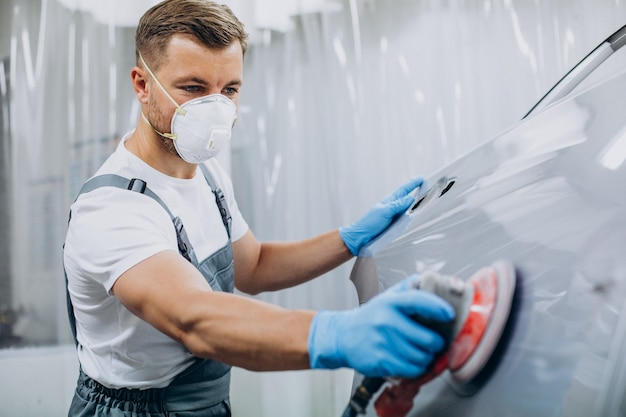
[{"left": 65, "top": 187, "right": 177, "bottom": 293}]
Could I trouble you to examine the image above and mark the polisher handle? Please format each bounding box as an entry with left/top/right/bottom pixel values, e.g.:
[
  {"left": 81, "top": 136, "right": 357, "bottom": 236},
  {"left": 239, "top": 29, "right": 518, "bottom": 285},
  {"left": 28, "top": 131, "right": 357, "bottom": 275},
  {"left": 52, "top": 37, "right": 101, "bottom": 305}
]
[
  {"left": 410, "top": 313, "right": 456, "bottom": 346},
  {"left": 373, "top": 271, "right": 474, "bottom": 417},
  {"left": 411, "top": 271, "right": 474, "bottom": 345}
]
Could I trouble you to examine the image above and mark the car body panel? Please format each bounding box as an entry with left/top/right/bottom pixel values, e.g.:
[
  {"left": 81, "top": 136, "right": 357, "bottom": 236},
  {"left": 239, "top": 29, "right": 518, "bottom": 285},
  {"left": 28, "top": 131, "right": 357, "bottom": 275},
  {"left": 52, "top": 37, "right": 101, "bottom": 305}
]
[{"left": 350, "top": 67, "right": 626, "bottom": 416}]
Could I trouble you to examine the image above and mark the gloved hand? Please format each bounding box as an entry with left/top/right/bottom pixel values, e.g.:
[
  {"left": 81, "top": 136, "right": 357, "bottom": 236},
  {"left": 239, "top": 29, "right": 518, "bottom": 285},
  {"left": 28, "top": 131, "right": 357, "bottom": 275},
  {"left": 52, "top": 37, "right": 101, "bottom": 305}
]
[
  {"left": 308, "top": 274, "right": 455, "bottom": 378},
  {"left": 339, "top": 177, "right": 424, "bottom": 256}
]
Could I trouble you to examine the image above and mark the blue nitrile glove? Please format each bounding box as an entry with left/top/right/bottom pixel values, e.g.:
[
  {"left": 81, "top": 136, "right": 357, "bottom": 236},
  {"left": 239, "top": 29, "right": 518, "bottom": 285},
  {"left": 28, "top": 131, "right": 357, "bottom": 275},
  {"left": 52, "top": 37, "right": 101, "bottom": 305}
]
[
  {"left": 339, "top": 177, "right": 424, "bottom": 256},
  {"left": 308, "top": 274, "right": 455, "bottom": 378}
]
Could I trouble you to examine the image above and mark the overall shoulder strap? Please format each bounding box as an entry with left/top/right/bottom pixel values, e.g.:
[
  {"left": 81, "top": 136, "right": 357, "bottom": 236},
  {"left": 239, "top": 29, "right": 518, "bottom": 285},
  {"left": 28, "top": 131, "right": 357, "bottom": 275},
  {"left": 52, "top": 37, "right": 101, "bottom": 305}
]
[
  {"left": 198, "top": 164, "right": 232, "bottom": 239},
  {"left": 78, "top": 175, "right": 175, "bottom": 219},
  {"left": 75, "top": 174, "right": 198, "bottom": 264}
]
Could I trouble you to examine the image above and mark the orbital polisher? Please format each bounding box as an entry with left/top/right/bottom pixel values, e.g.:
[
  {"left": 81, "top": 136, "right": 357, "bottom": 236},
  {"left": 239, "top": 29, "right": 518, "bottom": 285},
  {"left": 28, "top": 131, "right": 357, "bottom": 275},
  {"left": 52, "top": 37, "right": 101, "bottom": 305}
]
[{"left": 342, "top": 260, "right": 517, "bottom": 417}]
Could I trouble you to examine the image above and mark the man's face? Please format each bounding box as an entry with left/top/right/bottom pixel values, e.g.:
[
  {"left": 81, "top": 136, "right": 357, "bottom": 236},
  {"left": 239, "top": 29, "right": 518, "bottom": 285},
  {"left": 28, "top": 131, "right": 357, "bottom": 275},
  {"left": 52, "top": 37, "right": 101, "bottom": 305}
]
[{"left": 145, "top": 35, "right": 244, "bottom": 147}]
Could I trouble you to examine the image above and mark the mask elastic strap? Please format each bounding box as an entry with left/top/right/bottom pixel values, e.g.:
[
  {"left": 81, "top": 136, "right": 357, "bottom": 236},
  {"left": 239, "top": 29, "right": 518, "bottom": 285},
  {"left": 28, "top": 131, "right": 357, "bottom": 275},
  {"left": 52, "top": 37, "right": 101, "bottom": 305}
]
[
  {"left": 140, "top": 112, "right": 177, "bottom": 140},
  {"left": 139, "top": 53, "right": 187, "bottom": 117}
]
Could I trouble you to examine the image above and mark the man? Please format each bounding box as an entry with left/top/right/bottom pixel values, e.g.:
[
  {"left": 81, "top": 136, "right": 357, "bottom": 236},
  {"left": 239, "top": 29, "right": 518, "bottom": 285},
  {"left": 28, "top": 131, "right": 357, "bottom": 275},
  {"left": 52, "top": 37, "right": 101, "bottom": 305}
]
[{"left": 63, "top": 1, "right": 454, "bottom": 416}]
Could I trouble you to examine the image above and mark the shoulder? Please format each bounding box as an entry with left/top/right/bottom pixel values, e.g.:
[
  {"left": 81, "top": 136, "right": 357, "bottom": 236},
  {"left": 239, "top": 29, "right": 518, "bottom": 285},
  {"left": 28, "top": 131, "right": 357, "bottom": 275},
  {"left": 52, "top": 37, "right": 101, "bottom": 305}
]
[
  {"left": 70, "top": 184, "right": 173, "bottom": 234},
  {"left": 65, "top": 183, "right": 177, "bottom": 290}
]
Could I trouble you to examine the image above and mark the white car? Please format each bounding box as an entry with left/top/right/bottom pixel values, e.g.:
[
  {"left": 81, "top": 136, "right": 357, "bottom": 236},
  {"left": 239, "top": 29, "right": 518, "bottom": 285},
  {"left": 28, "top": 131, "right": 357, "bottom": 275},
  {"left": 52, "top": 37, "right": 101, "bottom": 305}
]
[{"left": 348, "top": 24, "right": 626, "bottom": 417}]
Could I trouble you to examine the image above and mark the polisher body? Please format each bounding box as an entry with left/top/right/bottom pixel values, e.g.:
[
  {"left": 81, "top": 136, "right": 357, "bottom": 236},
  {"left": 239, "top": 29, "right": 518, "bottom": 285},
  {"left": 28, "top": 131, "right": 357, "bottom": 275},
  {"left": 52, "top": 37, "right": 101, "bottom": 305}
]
[{"left": 374, "top": 261, "right": 516, "bottom": 417}]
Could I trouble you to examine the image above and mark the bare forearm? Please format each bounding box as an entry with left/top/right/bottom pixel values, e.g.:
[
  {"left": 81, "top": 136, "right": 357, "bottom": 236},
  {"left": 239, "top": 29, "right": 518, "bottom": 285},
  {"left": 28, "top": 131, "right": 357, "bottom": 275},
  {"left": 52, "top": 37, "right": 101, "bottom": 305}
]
[
  {"left": 115, "top": 251, "right": 318, "bottom": 372},
  {"left": 235, "top": 229, "right": 353, "bottom": 295},
  {"left": 179, "top": 291, "right": 315, "bottom": 371}
]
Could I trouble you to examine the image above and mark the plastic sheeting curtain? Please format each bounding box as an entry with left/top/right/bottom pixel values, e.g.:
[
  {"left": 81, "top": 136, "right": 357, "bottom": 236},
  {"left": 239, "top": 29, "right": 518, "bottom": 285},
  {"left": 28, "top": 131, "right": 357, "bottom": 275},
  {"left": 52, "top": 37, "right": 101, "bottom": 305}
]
[
  {"left": 233, "top": 0, "right": 626, "bottom": 327},
  {"left": 2, "top": 0, "right": 626, "bottom": 416},
  {"left": 2, "top": 0, "right": 136, "bottom": 346}
]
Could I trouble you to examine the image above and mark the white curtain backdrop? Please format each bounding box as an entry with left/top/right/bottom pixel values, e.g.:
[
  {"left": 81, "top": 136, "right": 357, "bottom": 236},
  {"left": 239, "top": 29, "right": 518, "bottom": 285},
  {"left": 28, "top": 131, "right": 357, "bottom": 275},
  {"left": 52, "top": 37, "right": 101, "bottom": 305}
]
[
  {"left": 2, "top": 0, "right": 626, "bottom": 416},
  {"left": 54, "top": 0, "right": 342, "bottom": 33}
]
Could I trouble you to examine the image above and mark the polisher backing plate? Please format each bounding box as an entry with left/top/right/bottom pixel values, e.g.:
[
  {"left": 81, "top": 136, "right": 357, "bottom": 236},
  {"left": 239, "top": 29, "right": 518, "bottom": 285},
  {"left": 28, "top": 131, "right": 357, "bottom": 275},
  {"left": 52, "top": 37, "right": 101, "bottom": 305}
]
[{"left": 449, "top": 260, "right": 516, "bottom": 382}]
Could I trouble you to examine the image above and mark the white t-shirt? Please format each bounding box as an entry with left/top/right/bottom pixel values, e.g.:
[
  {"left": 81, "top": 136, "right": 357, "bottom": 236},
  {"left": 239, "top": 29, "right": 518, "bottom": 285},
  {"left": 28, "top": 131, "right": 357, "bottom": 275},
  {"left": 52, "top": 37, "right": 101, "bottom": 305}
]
[{"left": 63, "top": 132, "right": 248, "bottom": 389}]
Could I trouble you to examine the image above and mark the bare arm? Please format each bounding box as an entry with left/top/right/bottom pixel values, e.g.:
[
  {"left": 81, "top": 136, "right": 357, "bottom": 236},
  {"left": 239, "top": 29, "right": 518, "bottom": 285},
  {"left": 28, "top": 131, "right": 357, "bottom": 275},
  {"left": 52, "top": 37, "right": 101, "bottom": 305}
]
[
  {"left": 232, "top": 229, "right": 353, "bottom": 295},
  {"left": 112, "top": 249, "right": 314, "bottom": 371},
  {"left": 231, "top": 177, "right": 425, "bottom": 295}
]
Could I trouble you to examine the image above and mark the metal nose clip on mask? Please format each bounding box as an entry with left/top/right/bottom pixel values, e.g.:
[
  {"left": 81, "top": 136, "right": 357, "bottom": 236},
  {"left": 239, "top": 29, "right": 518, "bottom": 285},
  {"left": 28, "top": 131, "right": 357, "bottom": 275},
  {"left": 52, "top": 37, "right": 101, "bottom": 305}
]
[{"left": 139, "top": 53, "right": 238, "bottom": 163}]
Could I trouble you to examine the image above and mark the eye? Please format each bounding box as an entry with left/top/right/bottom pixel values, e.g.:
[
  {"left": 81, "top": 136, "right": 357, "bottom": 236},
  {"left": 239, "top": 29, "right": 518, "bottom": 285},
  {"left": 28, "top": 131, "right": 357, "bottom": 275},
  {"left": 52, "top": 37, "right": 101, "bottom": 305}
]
[
  {"left": 183, "top": 85, "right": 203, "bottom": 93},
  {"left": 223, "top": 86, "right": 239, "bottom": 96}
]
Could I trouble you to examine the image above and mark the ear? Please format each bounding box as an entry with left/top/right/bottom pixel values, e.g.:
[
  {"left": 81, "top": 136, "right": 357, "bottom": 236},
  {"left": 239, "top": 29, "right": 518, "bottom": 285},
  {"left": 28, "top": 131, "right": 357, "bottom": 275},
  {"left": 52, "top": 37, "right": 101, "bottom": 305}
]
[{"left": 130, "top": 66, "right": 149, "bottom": 105}]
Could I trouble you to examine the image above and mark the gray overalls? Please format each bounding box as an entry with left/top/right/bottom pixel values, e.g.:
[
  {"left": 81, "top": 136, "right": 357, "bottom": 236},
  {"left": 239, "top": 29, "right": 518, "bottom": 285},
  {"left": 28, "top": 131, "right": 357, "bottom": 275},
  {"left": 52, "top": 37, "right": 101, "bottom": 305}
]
[{"left": 65, "top": 164, "right": 234, "bottom": 417}]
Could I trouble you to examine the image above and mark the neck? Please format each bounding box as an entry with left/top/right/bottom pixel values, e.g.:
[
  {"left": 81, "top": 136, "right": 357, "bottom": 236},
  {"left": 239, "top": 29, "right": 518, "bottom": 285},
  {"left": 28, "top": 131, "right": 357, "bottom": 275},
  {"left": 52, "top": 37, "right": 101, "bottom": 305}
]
[{"left": 126, "top": 120, "right": 198, "bottom": 179}]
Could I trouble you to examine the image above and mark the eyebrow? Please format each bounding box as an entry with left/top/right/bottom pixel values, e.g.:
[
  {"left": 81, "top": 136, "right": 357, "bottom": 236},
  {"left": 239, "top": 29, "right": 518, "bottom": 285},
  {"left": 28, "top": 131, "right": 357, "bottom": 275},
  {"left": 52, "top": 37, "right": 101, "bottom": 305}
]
[{"left": 174, "top": 76, "right": 242, "bottom": 87}]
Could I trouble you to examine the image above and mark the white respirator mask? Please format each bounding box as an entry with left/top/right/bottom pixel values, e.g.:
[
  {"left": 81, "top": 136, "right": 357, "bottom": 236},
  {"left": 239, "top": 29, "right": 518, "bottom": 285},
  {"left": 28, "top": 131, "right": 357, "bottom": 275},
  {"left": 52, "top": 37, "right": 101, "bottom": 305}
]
[{"left": 139, "top": 53, "right": 237, "bottom": 163}]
